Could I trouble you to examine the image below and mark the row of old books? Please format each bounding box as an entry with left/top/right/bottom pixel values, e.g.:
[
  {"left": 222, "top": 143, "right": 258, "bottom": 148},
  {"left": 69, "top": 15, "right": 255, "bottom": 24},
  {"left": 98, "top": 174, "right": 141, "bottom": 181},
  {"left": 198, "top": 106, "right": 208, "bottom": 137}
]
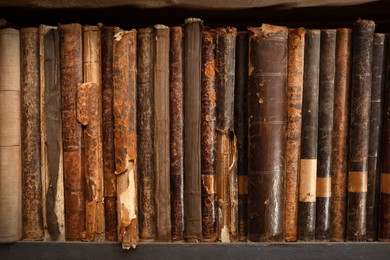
[{"left": 0, "top": 18, "right": 390, "bottom": 249}]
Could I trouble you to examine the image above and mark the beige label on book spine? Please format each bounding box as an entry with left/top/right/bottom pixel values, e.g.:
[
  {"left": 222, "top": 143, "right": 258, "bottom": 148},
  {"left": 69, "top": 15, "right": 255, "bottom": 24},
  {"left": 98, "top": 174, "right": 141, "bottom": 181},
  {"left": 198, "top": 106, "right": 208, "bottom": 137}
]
[
  {"left": 348, "top": 171, "right": 368, "bottom": 193},
  {"left": 299, "top": 159, "right": 317, "bottom": 202},
  {"left": 381, "top": 173, "right": 390, "bottom": 194},
  {"left": 316, "top": 177, "right": 331, "bottom": 198}
]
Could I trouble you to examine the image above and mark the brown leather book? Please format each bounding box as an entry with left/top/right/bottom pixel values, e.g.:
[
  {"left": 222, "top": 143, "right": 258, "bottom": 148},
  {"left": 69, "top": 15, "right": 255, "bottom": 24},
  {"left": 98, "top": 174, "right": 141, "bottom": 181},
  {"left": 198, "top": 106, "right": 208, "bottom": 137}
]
[
  {"left": 112, "top": 27, "right": 138, "bottom": 249},
  {"left": 170, "top": 26, "right": 185, "bottom": 242},
  {"left": 347, "top": 19, "right": 375, "bottom": 242},
  {"left": 21, "top": 27, "right": 43, "bottom": 241},
  {"left": 101, "top": 25, "right": 117, "bottom": 242},
  {"left": 0, "top": 28, "right": 21, "bottom": 244},
  {"left": 248, "top": 24, "right": 288, "bottom": 242},
  {"left": 235, "top": 31, "right": 249, "bottom": 242},
  {"left": 58, "top": 23, "right": 85, "bottom": 241},
  {"left": 201, "top": 27, "right": 217, "bottom": 242},
  {"left": 153, "top": 24, "right": 171, "bottom": 242},
  {"left": 330, "top": 28, "right": 352, "bottom": 242},
  {"left": 137, "top": 27, "right": 156, "bottom": 242},
  {"left": 316, "top": 29, "right": 336, "bottom": 241},
  {"left": 298, "top": 29, "right": 320, "bottom": 241},
  {"left": 183, "top": 18, "right": 203, "bottom": 242},
  {"left": 367, "top": 33, "right": 387, "bottom": 241}
]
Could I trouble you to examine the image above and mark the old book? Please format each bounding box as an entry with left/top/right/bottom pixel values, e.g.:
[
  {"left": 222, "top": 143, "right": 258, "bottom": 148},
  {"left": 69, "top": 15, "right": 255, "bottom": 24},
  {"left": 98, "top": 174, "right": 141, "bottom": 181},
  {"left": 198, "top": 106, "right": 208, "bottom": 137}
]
[
  {"left": 216, "top": 27, "right": 238, "bottom": 243},
  {"left": 316, "top": 29, "right": 336, "bottom": 241},
  {"left": 347, "top": 19, "right": 375, "bottom": 242},
  {"left": 170, "top": 26, "right": 185, "bottom": 242},
  {"left": 183, "top": 18, "right": 203, "bottom": 242},
  {"left": 59, "top": 23, "right": 85, "bottom": 241},
  {"left": 21, "top": 27, "right": 43, "bottom": 241},
  {"left": 235, "top": 31, "right": 249, "bottom": 242},
  {"left": 330, "top": 28, "right": 352, "bottom": 242},
  {"left": 137, "top": 27, "right": 156, "bottom": 242},
  {"left": 113, "top": 27, "right": 138, "bottom": 249},
  {"left": 298, "top": 29, "right": 320, "bottom": 241},
  {"left": 201, "top": 27, "right": 217, "bottom": 242},
  {"left": 0, "top": 28, "right": 22, "bottom": 243},
  {"left": 285, "top": 27, "right": 305, "bottom": 242},
  {"left": 248, "top": 24, "right": 288, "bottom": 242},
  {"left": 367, "top": 33, "right": 387, "bottom": 241},
  {"left": 101, "top": 25, "right": 117, "bottom": 242}
]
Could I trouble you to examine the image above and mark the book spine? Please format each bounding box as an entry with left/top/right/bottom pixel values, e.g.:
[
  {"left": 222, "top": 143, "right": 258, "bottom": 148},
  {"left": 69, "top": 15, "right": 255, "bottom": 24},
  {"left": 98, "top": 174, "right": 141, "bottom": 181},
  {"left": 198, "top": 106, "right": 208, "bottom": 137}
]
[
  {"left": 316, "top": 29, "right": 336, "bottom": 241},
  {"left": 153, "top": 24, "right": 171, "bottom": 242},
  {"left": 248, "top": 24, "right": 288, "bottom": 242},
  {"left": 21, "top": 27, "right": 43, "bottom": 241},
  {"left": 235, "top": 31, "right": 249, "bottom": 242},
  {"left": 170, "top": 26, "right": 185, "bottom": 242},
  {"left": 367, "top": 33, "right": 387, "bottom": 241},
  {"left": 330, "top": 28, "right": 352, "bottom": 242},
  {"left": 58, "top": 23, "right": 85, "bottom": 241},
  {"left": 137, "top": 27, "right": 156, "bottom": 241},
  {"left": 101, "top": 26, "right": 117, "bottom": 242},
  {"left": 298, "top": 29, "right": 320, "bottom": 241},
  {"left": 201, "top": 28, "right": 217, "bottom": 242},
  {"left": 285, "top": 27, "right": 305, "bottom": 242},
  {"left": 347, "top": 19, "right": 375, "bottom": 242},
  {"left": 0, "top": 28, "right": 21, "bottom": 243},
  {"left": 184, "top": 18, "right": 203, "bottom": 242},
  {"left": 113, "top": 27, "right": 138, "bottom": 249}
]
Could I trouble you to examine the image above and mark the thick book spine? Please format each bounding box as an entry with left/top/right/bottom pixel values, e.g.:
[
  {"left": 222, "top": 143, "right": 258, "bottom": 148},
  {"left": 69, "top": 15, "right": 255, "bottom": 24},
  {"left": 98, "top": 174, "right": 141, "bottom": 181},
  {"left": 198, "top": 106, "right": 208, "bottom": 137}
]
[
  {"left": 170, "top": 26, "right": 185, "bottom": 242},
  {"left": 316, "top": 29, "right": 336, "bottom": 241},
  {"left": 347, "top": 19, "right": 375, "bottom": 242},
  {"left": 201, "top": 28, "right": 217, "bottom": 242},
  {"left": 248, "top": 24, "right": 288, "bottom": 242},
  {"left": 101, "top": 26, "right": 117, "bottom": 242},
  {"left": 58, "top": 23, "right": 85, "bottom": 241},
  {"left": 235, "top": 31, "right": 249, "bottom": 242},
  {"left": 153, "top": 24, "right": 171, "bottom": 242},
  {"left": 184, "top": 18, "right": 203, "bottom": 242},
  {"left": 0, "top": 28, "right": 21, "bottom": 243},
  {"left": 113, "top": 27, "right": 138, "bottom": 249},
  {"left": 21, "top": 27, "right": 43, "bottom": 241},
  {"left": 216, "top": 27, "right": 238, "bottom": 243},
  {"left": 367, "top": 33, "right": 387, "bottom": 241},
  {"left": 285, "top": 27, "right": 305, "bottom": 242},
  {"left": 330, "top": 28, "right": 352, "bottom": 242},
  {"left": 137, "top": 27, "right": 156, "bottom": 242},
  {"left": 298, "top": 29, "right": 320, "bottom": 241}
]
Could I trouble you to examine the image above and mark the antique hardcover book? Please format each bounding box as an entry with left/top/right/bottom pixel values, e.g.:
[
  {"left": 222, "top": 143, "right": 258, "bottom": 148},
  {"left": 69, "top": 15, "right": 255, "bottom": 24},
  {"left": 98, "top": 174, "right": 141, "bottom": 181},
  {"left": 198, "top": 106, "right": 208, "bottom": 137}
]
[
  {"left": 285, "top": 27, "right": 305, "bottom": 242},
  {"left": 298, "top": 29, "right": 320, "bottom": 241},
  {"left": 330, "top": 28, "right": 352, "bottom": 242},
  {"left": 137, "top": 27, "right": 156, "bottom": 241},
  {"left": 0, "top": 28, "right": 22, "bottom": 243},
  {"left": 347, "top": 19, "right": 375, "bottom": 241},
  {"left": 248, "top": 24, "right": 288, "bottom": 242},
  {"left": 59, "top": 23, "right": 85, "bottom": 241}
]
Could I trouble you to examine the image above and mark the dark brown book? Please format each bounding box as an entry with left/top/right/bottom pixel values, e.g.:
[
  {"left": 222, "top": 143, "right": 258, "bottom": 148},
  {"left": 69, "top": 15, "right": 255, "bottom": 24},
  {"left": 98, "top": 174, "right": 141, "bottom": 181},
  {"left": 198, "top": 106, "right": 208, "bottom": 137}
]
[
  {"left": 367, "top": 33, "right": 387, "bottom": 241},
  {"left": 235, "top": 31, "right": 249, "bottom": 242},
  {"left": 201, "top": 27, "right": 217, "bottom": 242},
  {"left": 153, "top": 24, "right": 171, "bottom": 242},
  {"left": 113, "top": 27, "right": 138, "bottom": 249},
  {"left": 101, "top": 26, "right": 117, "bottom": 242},
  {"left": 137, "top": 27, "right": 156, "bottom": 242},
  {"left": 58, "top": 23, "right": 85, "bottom": 241},
  {"left": 248, "top": 24, "right": 287, "bottom": 242},
  {"left": 316, "top": 29, "right": 336, "bottom": 241},
  {"left": 21, "top": 27, "right": 43, "bottom": 241},
  {"left": 183, "top": 18, "right": 203, "bottom": 242},
  {"left": 330, "top": 28, "right": 352, "bottom": 242},
  {"left": 170, "top": 26, "right": 185, "bottom": 242},
  {"left": 347, "top": 20, "right": 375, "bottom": 242},
  {"left": 298, "top": 29, "right": 320, "bottom": 241}
]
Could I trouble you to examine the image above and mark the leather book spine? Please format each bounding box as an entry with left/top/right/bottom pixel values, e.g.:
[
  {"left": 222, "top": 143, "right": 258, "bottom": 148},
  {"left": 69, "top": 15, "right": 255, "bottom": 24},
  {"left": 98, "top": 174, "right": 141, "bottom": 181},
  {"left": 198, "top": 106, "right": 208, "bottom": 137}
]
[
  {"left": 298, "top": 29, "right": 320, "bottom": 241},
  {"left": 248, "top": 24, "right": 288, "bottom": 242},
  {"left": 347, "top": 19, "right": 375, "bottom": 242}
]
